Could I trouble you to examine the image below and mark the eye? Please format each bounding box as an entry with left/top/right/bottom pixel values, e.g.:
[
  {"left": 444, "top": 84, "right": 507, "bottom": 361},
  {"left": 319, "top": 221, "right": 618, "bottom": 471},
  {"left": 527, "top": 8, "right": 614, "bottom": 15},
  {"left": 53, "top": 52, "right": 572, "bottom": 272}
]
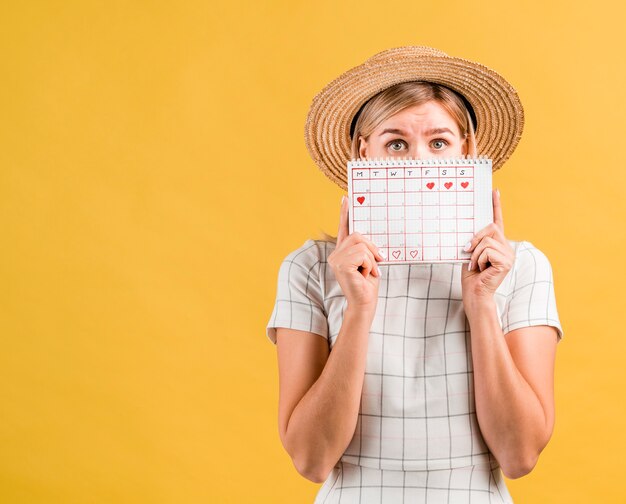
[
  {"left": 387, "top": 140, "right": 407, "bottom": 152},
  {"left": 431, "top": 139, "right": 449, "bottom": 150}
]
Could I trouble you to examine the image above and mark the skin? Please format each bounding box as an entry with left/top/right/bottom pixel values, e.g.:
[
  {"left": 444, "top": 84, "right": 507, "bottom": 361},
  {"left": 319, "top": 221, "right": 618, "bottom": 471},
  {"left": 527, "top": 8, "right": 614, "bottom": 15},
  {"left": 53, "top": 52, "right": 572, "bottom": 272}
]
[
  {"left": 277, "top": 100, "right": 559, "bottom": 482},
  {"left": 358, "top": 101, "right": 469, "bottom": 159}
]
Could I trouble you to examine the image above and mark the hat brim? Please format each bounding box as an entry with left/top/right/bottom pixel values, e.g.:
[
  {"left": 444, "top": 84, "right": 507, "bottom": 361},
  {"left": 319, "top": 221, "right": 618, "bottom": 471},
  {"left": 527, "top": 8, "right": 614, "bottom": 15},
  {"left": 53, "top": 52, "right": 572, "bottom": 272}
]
[{"left": 304, "top": 50, "right": 525, "bottom": 191}]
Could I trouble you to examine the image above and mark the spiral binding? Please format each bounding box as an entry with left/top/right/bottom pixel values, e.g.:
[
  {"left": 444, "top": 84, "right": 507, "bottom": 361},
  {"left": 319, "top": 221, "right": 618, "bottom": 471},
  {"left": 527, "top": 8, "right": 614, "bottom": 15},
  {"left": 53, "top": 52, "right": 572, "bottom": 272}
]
[{"left": 347, "top": 155, "right": 492, "bottom": 168}]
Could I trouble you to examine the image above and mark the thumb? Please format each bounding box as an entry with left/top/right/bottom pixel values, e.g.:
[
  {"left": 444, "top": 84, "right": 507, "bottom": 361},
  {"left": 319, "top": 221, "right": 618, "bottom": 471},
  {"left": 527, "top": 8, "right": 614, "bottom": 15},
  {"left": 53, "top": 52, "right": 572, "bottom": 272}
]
[{"left": 461, "top": 260, "right": 475, "bottom": 279}]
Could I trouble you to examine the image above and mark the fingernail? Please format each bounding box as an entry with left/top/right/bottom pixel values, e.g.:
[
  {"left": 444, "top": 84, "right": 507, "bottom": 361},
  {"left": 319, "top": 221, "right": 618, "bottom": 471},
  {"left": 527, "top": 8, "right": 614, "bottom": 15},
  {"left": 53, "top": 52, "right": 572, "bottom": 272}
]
[
  {"left": 341, "top": 195, "right": 346, "bottom": 206},
  {"left": 468, "top": 260, "right": 472, "bottom": 271},
  {"left": 378, "top": 248, "right": 387, "bottom": 258},
  {"left": 496, "top": 188, "right": 500, "bottom": 198},
  {"left": 463, "top": 241, "right": 472, "bottom": 252}
]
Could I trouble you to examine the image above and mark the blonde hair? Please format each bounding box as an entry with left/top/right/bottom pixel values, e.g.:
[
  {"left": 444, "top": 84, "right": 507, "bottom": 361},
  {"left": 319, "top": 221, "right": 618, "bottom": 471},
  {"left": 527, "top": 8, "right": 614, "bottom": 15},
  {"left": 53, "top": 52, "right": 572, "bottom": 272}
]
[{"left": 315, "top": 81, "right": 478, "bottom": 244}]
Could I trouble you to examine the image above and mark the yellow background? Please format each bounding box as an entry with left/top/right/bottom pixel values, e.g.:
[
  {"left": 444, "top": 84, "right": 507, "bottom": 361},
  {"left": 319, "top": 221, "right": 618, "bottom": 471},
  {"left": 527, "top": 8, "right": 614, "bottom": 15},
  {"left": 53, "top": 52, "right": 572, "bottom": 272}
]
[{"left": 1, "top": 1, "right": 624, "bottom": 502}]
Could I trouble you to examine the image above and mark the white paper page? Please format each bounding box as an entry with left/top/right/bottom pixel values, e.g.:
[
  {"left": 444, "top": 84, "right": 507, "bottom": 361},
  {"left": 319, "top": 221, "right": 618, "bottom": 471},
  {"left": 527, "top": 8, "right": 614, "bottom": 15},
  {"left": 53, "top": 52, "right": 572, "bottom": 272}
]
[{"left": 347, "top": 157, "right": 493, "bottom": 264}]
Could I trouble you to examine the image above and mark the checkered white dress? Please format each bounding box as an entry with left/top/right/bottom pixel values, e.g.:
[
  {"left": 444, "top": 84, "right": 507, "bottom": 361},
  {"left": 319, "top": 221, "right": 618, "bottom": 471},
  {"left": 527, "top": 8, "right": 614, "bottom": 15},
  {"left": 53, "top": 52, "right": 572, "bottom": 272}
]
[{"left": 266, "top": 239, "right": 564, "bottom": 503}]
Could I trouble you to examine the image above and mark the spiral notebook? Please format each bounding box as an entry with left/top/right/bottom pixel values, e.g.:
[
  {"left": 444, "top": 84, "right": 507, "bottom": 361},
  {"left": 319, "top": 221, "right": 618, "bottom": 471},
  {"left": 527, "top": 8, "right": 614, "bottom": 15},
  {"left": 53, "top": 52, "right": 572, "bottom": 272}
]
[{"left": 348, "top": 156, "right": 493, "bottom": 264}]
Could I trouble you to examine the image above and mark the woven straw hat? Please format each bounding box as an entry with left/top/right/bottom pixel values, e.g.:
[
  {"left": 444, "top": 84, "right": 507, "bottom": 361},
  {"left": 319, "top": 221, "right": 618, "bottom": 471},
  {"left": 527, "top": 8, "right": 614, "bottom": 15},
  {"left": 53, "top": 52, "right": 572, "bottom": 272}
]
[{"left": 304, "top": 46, "right": 525, "bottom": 191}]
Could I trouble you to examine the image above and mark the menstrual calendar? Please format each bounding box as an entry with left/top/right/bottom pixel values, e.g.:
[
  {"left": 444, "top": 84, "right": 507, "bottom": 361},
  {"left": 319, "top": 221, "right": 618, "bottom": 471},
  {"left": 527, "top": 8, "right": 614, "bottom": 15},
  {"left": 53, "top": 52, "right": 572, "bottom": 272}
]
[{"left": 348, "top": 156, "right": 493, "bottom": 264}]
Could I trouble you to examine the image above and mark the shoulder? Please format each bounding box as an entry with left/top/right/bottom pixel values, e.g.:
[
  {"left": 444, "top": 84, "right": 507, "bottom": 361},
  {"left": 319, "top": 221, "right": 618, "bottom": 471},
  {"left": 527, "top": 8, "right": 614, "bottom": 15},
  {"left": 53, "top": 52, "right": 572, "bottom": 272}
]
[
  {"left": 276, "top": 239, "right": 336, "bottom": 281},
  {"left": 506, "top": 239, "right": 555, "bottom": 282},
  {"left": 508, "top": 240, "right": 553, "bottom": 266},
  {"left": 280, "top": 239, "right": 330, "bottom": 267}
]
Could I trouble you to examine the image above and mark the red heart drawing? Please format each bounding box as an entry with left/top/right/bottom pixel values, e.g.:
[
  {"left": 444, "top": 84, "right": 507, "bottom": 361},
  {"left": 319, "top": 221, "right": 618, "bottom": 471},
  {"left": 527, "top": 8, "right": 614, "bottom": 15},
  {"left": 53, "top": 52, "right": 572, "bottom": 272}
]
[
  {"left": 444, "top": 182, "right": 453, "bottom": 189},
  {"left": 461, "top": 182, "right": 469, "bottom": 189},
  {"left": 426, "top": 182, "right": 435, "bottom": 190},
  {"left": 409, "top": 250, "right": 418, "bottom": 258},
  {"left": 357, "top": 196, "right": 365, "bottom": 205},
  {"left": 392, "top": 250, "right": 401, "bottom": 259}
]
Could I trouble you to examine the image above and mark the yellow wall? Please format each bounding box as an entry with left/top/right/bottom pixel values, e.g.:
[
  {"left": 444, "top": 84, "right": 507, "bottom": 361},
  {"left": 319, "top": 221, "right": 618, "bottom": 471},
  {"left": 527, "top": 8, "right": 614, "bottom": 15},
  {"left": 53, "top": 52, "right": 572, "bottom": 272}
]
[{"left": 1, "top": 1, "right": 624, "bottom": 502}]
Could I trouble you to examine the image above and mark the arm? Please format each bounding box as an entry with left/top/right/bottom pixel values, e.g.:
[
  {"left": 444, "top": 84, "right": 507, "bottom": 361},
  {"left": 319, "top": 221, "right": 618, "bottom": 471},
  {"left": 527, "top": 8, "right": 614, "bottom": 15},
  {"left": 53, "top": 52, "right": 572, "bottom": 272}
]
[
  {"left": 461, "top": 190, "right": 561, "bottom": 478},
  {"left": 277, "top": 307, "right": 374, "bottom": 483},
  {"left": 465, "top": 301, "right": 558, "bottom": 479}
]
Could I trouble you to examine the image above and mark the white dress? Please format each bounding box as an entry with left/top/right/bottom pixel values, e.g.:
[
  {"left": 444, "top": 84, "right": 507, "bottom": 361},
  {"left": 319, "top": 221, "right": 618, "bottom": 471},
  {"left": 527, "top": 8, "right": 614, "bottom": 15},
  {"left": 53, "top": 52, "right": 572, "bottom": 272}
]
[{"left": 266, "top": 239, "right": 564, "bottom": 503}]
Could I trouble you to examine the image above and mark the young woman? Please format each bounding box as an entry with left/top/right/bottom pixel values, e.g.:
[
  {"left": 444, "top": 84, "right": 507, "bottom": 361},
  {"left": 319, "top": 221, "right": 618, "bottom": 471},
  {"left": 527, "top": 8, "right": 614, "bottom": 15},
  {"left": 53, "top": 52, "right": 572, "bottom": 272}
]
[{"left": 266, "top": 46, "right": 564, "bottom": 503}]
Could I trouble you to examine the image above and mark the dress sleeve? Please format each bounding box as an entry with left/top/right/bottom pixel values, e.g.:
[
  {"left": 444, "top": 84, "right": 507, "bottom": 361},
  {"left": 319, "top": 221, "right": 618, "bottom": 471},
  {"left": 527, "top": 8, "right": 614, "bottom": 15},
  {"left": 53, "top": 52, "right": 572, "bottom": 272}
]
[
  {"left": 502, "top": 241, "right": 564, "bottom": 342},
  {"left": 266, "top": 240, "right": 329, "bottom": 345}
]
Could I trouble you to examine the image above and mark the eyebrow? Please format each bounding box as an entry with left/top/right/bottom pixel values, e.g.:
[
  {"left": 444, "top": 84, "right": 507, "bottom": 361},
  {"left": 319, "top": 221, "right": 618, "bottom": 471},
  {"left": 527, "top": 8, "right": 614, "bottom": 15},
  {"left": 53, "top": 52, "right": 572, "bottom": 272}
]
[{"left": 378, "top": 127, "right": 455, "bottom": 136}]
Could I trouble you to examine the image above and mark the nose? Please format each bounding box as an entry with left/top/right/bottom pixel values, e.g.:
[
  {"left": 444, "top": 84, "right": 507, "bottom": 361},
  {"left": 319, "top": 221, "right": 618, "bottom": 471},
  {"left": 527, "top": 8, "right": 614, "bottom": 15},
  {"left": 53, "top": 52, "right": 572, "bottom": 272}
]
[{"left": 410, "top": 142, "right": 428, "bottom": 159}]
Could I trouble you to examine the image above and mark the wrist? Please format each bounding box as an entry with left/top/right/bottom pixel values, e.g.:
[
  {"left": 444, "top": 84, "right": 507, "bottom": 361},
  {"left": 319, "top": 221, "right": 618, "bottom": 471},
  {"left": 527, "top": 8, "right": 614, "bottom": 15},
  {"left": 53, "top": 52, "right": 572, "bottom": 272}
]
[
  {"left": 463, "top": 297, "right": 497, "bottom": 321},
  {"left": 345, "top": 302, "right": 377, "bottom": 321}
]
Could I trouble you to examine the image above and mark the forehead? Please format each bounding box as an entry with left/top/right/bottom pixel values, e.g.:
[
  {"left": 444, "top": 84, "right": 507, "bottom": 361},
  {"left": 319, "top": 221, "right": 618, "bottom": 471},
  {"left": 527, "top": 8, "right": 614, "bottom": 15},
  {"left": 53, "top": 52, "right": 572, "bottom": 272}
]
[
  {"left": 388, "top": 101, "right": 455, "bottom": 123},
  {"left": 374, "top": 101, "right": 461, "bottom": 135}
]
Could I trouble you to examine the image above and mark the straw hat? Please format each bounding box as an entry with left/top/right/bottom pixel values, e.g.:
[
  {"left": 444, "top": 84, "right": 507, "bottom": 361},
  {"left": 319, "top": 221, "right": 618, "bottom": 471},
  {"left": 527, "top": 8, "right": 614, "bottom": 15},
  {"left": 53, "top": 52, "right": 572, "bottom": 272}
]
[{"left": 304, "top": 46, "right": 525, "bottom": 191}]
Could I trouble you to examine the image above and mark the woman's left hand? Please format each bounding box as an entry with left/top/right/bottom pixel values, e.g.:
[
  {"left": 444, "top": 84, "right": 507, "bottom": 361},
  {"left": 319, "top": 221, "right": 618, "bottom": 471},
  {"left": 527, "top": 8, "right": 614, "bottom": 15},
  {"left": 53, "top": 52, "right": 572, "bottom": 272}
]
[{"left": 461, "top": 189, "right": 515, "bottom": 309}]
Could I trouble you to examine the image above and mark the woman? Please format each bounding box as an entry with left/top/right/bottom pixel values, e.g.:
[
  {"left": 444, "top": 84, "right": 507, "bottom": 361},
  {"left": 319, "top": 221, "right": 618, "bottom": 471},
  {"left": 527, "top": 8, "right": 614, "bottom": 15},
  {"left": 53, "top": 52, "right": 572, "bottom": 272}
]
[{"left": 266, "top": 46, "right": 564, "bottom": 503}]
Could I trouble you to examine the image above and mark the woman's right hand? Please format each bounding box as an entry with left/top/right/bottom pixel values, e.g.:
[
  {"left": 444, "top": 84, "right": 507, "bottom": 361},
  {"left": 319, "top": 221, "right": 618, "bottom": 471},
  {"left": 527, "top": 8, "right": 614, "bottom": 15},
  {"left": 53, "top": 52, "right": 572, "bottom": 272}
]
[{"left": 327, "top": 195, "right": 385, "bottom": 313}]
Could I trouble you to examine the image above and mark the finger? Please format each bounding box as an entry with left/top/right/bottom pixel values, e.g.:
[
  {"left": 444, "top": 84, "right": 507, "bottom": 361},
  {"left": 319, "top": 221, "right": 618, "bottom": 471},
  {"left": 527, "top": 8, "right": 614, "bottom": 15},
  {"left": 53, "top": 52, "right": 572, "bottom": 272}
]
[
  {"left": 366, "top": 254, "right": 381, "bottom": 278},
  {"left": 493, "top": 189, "right": 504, "bottom": 233},
  {"left": 367, "top": 253, "right": 381, "bottom": 278},
  {"left": 363, "top": 237, "right": 385, "bottom": 262},
  {"left": 350, "top": 232, "right": 385, "bottom": 262},
  {"left": 358, "top": 244, "right": 380, "bottom": 277},
  {"left": 477, "top": 247, "right": 506, "bottom": 272},
  {"left": 336, "top": 195, "right": 349, "bottom": 247},
  {"left": 464, "top": 222, "right": 505, "bottom": 254},
  {"left": 357, "top": 243, "right": 379, "bottom": 277},
  {"left": 469, "top": 236, "right": 504, "bottom": 270},
  {"left": 476, "top": 247, "right": 492, "bottom": 272},
  {"left": 348, "top": 248, "right": 377, "bottom": 278}
]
